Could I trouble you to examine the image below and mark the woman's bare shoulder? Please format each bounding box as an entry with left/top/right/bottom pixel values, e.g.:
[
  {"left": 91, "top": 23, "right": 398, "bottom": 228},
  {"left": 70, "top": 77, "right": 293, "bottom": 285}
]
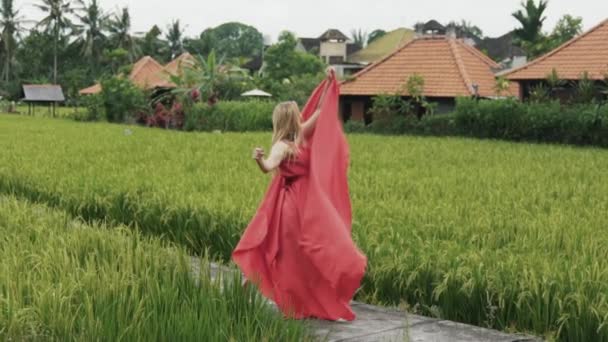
[{"left": 271, "top": 141, "right": 290, "bottom": 155}]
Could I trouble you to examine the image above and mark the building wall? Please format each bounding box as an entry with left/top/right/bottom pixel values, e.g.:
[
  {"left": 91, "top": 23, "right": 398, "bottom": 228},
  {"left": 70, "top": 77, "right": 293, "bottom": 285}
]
[{"left": 320, "top": 42, "right": 347, "bottom": 63}]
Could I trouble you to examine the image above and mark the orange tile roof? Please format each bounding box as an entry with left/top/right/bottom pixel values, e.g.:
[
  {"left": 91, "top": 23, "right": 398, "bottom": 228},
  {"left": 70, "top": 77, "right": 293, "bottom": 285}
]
[
  {"left": 502, "top": 18, "right": 608, "bottom": 80},
  {"left": 78, "top": 56, "right": 174, "bottom": 95},
  {"left": 129, "top": 56, "right": 168, "bottom": 89},
  {"left": 164, "top": 52, "right": 197, "bottom": 77},
  {"left": 341, "top": 36, "right": 519, "bottom": 98},
  {"left": 78, "top": 83, "right": 102, "bottom": 95}
]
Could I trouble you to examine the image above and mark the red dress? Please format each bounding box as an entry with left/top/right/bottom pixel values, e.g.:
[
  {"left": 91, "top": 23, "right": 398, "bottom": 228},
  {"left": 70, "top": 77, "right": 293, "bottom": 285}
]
[{"left": 232, "top": 78, "right": 367, "bottom": 321}]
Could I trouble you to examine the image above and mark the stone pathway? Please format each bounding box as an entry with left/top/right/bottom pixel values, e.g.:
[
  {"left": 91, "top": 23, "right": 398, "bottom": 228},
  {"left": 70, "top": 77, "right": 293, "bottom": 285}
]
[{"left": 191, "top": 258, "right": 541, "bottom": 342}]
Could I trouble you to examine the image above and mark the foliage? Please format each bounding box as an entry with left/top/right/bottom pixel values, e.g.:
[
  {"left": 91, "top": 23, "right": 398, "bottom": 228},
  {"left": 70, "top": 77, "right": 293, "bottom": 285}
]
[
  {"left": 545, "top": 68, "right": 566, "bottom": 94},
  {"left": 573, "top": 71, "right": 598, "bottom": 104},
  {"left": 35, "top": 0, "right": 82, "bottom": 83},
  {"left": 351, "top": 29, "right": 367, "bottom": 49},
  {"left": 515, "top": 11, "right": 583, "bottom": 59},
  {"left": 138, "top": 101, "right": 185, "bottom": 129},
  {"left": 446, "top": 20, "right": 484, "bottom": 39},
  {"left": 528, "top": 83, "right": 550, "bottom": 103},
  {"left": 369, "top": 93, "right": 410, "bottom": 122},
  {"left": 166, "top": 50, "right": 251, "bottom": 107},
  {"left": 74, "top": 93, "right": 104, "bottom": 121},
  {"left": 0, "top": 195, "right": 311, "bottom": 341},
  {"left": 107, "top": 7, "right": 139, "bottom": 62},
  {"left": 549, "top": 14, "right": 583, "bottom": 47},
  {"left": 454, "top": 97, "right": 608, "bottom": 145},
  {"left": 184, "top": 100, "right": 274, "bottom": 132},
  {"left": 166, "top": 19, "right": 184, "bottom": 60},
  {"left": 75, "top": 0, "right": 108, "bottom": 71},
  {"left": 196, "top": 22, "right": 264, "bottom": 60},
  {"left": 512, "top": 0, "right": 548, "bottom": 44},
  {"left": 367, "top": 74, "right": 433, "bottom": 125},
  {"left": 139, "top": 24, "right": 167, "bottom": 63},
  {"left": 367, "top": 29, "right": 386, "bottom": 45},
  {"left": 0, "top": 0, "right": 28, "bottom": 83},
  {"left": 261, "top": 73, "right": 324, "bottom": 106},
  {"left": 2, "top": 115, "right": 608, "bottom": 341},
  {"left": 263, "top": 31, "right": 325, "bottom": 82},
  {"left": 494, "top": 76, "right": 511, "bottom": 97},
  {"left": 98, "top": 76, "right": 147, "bottom": 122}
]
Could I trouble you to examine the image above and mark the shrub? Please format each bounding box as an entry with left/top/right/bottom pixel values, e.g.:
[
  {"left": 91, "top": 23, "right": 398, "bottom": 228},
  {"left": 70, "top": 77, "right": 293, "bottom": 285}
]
[
  {"left": 343, "top": 120, "right": 366, "bottom": 133},
  {"left": 72, "top": 94, "right": 105, "bottom": 121},
  {"left": 99, "top": 77, "right": 148, "bottom": 123},
  {"left": 184, "top": 100, "right": 275, "bottom": 132},
  {"left": 453, "top": 97, "right": 608, "bottom": 147}
]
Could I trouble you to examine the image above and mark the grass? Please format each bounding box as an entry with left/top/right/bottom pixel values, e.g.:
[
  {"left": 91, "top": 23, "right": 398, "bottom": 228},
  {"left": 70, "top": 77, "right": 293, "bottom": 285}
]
[
  {"left": 1, "top": 114, "right": 608, "bottom": 341},
  {"left": 0, "top": 104, "right": 82, "bottom": 118},
  {"left": 0, "top": 194, "right": 311, "bottom": 341}
]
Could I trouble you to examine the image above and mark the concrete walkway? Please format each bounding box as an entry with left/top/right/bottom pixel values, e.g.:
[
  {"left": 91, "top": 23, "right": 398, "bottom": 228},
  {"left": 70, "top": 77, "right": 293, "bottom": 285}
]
[{"left": 192, "top": 258, "right": 540, "bottom": 342}]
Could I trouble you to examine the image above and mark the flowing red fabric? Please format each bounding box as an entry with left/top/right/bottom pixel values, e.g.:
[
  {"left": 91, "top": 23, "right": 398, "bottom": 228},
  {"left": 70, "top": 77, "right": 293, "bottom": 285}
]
[{"left": 232, "top": 77, "right": 367, "bottom": 321}]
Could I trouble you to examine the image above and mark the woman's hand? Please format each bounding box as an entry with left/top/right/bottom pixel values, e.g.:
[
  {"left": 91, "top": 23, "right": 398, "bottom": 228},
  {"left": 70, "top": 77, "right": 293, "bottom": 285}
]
[{"left": 252, "top": 147, "right": 265, "bottom": 160}]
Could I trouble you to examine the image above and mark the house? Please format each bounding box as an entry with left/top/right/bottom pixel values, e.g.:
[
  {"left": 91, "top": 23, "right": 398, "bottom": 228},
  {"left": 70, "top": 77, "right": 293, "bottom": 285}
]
[
  {"left": 79, "top": 53, "right": 197, "bottom": 95},
  {"left": 348, "top": 28, "right": 415, "bottom": 65},
  {"left": 340, "top": 35, "right": 519, "bottom": 122},
  {"left": 477, "top": 31, "right": 527, "bottom": 69},
  {"left": 499, "top": 18, "right": 608, "bottom": 100},
  {"left": 415, "top": 20, "right": 447, "bottom": 35},
  {"left": 22, "top": 84, "right": 65, "bottom": 116},
  {"left": 297, "top": 29, "right": 363, "bottom": 77},
  {"left": 163, "top": 52, "right": 197, "bottom": 77}
]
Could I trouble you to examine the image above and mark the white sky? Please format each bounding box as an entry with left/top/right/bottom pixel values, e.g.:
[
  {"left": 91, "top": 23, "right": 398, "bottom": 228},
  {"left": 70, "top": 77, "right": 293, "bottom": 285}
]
[{"left": 17, "top": 0, "right": 608, "bottom": 42}]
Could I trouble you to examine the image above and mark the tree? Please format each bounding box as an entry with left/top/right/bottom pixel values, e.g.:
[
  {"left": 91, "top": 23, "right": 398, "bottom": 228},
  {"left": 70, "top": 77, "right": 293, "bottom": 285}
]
[
  {"left": 166, "top": 19, "right": 184, "bottom": 59},
  {"left": 108, "top": 7, "right": 139, "bottom": 62},
  {"left": 367, "top": 29, "right": 386, "bottom": 45},
  {"left": 263, "top": 31, "right": 325, "bottom": 82},
  {"left": 512, "top": 0, "right": 548, "bottom": 43},
  {"left": 165, "top": 50, "right": 250, "bottom": 105},
  {"left": 520, "top": 13, "right": 582, "bottom": 59},
  {"left": 196, "top": 22, "right": 263, "bottom": 59},
  {"left": 0, "top": 0, "right": 28, "bottom": 83},
  {"left": 76, "top": 0, "right": 107, "bottom": 74},
  {"left": 350, "top": 29, "right": 367, "bottom": 49},
  {"left": 550, "top": 14, "right": 582, "bottom": 47},
  {"left": 36, "top": 0, "right": 82, "bottom": 83},
  {"left": 446, "top": 20, "right": 483, "bottom": 39},
  {"left": 139, "top": 25, "right": 167, "bottom": 62}
]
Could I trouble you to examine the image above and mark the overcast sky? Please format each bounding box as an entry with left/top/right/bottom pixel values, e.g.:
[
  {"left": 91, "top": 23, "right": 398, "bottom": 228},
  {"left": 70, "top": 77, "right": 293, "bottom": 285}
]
[{"left": 18, "top": 0, "right": 608, "bottom": 42}]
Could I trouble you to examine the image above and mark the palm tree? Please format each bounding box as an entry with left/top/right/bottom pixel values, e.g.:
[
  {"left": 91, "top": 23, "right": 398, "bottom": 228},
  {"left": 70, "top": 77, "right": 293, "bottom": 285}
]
[
  {"left": 512, "top": 0, "right": 548, "bottom": 43},
  {"left": 76, "top": 0, "right": 107, "bottom": 73},
  {"left": 108, "top": 7, "right": 139, "bottom": 62},
  {"left": 0, "top": 0, "right": 28, "bottom": 83},
  {"left": 166, "top": 19, "right": 183, "bottom": 60},
  {"left": 166, "top": 50, "right": 249, "bottom": 106},
  {"left": 36, "top": 0, "right": 82, "bottom": 83},
  {"left": 350, "top": 29, "right": 367, "bottom": 50}
]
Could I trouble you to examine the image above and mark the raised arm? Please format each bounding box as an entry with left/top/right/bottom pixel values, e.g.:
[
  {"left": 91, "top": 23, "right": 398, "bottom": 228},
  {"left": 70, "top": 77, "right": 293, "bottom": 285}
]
[{"left": 253, "top": 142, "right": 289, "bottom": 174}]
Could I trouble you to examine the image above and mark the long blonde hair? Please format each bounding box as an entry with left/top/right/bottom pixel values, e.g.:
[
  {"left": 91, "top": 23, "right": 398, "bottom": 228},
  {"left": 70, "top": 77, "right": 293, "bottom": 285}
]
[{"left": 272, "top": 101, "right": 301, "bottom": 159}]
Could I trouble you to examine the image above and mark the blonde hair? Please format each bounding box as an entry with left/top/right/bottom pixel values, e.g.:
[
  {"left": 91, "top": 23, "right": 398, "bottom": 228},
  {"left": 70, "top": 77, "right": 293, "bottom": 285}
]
[{"left": 272, "top": 101, "right": 301, "bottom": 159}]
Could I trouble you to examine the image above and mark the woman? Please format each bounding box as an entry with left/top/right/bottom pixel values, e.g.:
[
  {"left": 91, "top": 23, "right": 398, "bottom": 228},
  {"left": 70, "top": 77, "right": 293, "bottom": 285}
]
[{"left": 232, "top": 68, "right": 367, "bottom": 321}]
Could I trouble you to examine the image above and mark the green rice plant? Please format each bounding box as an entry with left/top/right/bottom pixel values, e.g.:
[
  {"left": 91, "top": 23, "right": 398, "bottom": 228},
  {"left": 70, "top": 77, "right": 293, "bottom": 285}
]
[
  {"left": 0, "top": 195, "right": 311, "bottom": 341},
  {"left": 1, "top": 114, "right": 608, "bottom": 341}
]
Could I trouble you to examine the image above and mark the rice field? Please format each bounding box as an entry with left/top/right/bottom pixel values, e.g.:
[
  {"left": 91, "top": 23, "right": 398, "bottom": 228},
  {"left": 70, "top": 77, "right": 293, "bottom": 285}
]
[
  {"left": 0, "top": 194, "right": 311, "bottom": 341},
  {"left": 1, "top": 114, "right": 608, "bottom": 341}
]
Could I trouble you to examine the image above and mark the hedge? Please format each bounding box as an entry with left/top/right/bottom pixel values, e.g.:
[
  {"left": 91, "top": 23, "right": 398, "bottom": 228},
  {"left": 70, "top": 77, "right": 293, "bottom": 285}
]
[
  {"left": 347, "top": 98, "right": 608, "bottom": 148},
  {"left": 184, "top": 100, "right": 276, "bottom": 132}
]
